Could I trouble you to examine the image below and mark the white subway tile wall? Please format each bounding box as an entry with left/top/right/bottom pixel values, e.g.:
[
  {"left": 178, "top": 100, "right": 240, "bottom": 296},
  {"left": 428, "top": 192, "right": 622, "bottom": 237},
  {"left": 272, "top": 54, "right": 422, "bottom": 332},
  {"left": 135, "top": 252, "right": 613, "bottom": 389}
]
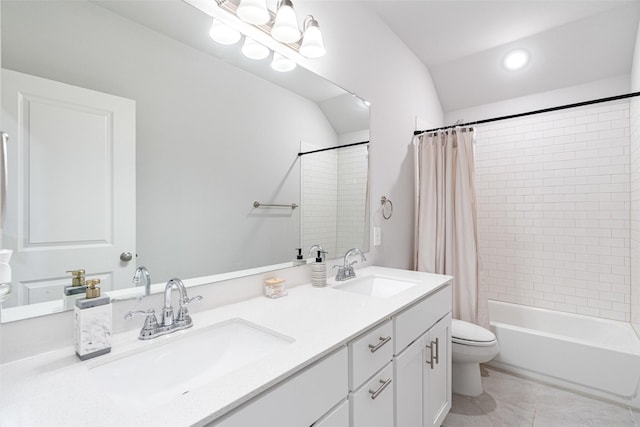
[
  {"left": 475, "top": 101, "right": 632, "bottom": 321},
  {"left": 336, "top": 146, "right": 369, "bottom": 256},
  {"left": 300, "top": 143, "right": 368, "bottom": 259},
  {"left": 301, "top": 142, "right": 338, "bottom": 256},
  {"left": 631, "top": 98, "right": 640, "bottom": 333}
]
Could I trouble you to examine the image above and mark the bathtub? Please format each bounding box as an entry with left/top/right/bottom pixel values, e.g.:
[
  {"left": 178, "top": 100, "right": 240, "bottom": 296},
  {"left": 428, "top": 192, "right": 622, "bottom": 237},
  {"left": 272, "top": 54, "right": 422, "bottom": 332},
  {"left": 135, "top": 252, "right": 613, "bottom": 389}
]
[{"left": 488, "top": 300, "right": 640, "bottom": 409}]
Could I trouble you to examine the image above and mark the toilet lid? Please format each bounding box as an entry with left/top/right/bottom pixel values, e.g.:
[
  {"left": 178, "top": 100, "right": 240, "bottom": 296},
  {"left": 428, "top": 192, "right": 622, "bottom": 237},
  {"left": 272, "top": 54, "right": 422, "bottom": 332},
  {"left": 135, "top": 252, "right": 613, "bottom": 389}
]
[{"left": 451, "top": 319, "right": 496, "bottom": 347}]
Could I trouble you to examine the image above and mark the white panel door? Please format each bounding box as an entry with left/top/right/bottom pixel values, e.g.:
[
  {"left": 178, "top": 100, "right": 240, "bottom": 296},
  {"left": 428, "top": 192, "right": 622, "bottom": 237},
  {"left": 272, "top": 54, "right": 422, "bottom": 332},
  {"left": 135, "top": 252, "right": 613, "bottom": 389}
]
[
  {"left": 2, "top": 69, "right": 135, "bottom": 306},
  {"left": 394, "top": 331, "right": 427, "bottom": 427}
]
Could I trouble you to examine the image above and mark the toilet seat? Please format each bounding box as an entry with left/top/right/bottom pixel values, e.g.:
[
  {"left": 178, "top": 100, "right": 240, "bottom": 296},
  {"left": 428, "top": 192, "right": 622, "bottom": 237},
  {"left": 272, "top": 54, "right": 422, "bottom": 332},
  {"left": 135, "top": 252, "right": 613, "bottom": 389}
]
[{"left": 451, "top": 319, "right": 497, "bottom": 347}]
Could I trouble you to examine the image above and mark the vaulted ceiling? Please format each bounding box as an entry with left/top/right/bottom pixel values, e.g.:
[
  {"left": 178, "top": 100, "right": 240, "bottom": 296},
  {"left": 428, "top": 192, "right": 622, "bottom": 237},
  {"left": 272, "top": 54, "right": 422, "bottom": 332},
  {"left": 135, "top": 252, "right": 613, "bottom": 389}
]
[{"left": 367, "top": 0, "right": 640, "bottom": 113}]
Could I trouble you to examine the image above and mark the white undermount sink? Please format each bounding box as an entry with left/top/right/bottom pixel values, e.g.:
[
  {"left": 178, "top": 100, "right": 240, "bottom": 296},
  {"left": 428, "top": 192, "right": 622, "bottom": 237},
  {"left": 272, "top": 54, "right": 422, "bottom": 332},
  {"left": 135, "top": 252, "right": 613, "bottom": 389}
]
[
  {"left": 88, "top": 318, "right": 293, "bottom": 413},
  {"left": 333, "top": 275, "right": 418, "bottom": 298}
]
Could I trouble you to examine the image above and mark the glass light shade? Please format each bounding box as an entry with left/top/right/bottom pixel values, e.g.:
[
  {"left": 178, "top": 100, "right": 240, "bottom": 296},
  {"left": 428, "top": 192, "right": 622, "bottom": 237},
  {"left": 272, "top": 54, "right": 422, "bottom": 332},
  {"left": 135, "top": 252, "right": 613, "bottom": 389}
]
[
  {"left": 241, "top": 38, "right": 270, "bottom": 60},
  {"left": 237, "top": 0, "right": 270, "bottom": 25},
  {"left": 208, "top": 19, "right": 241, "bottom": 45},
  {"left": 271, "top": 2, "right": 300, "bottom": 43},
  {"left": 299, "top": 18, "right": 325, "bottom": 58},
  {"left": 271, "top": 53, "right": 296, "bottom": 72}
]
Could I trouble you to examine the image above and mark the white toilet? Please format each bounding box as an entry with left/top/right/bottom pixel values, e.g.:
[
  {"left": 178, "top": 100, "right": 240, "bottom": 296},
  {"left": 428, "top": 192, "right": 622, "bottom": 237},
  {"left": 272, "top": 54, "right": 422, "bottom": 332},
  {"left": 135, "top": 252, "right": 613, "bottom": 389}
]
[{"left": 451, "top": 319, "right": 500, "bottom": 396}]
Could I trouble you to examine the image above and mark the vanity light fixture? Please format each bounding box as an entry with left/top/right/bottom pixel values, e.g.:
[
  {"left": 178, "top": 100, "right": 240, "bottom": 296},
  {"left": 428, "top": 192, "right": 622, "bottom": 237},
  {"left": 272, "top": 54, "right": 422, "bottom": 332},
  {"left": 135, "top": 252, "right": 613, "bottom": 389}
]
[
  {"left": 503, "top": 49, "right": 529, "bottom": 71},
  {"left": 236, "top": 0, "right": 270, "bottom": 25},
  {"left": 271, "top": 52, "right": 296, "bottom": 72},
  {"left": 271, "top": 0, "right": 300, "bottom": 43},
  {"left": 208, "top": 18, "right": 242, "bottom": 45},
  {"left": 299, "top": 16, "right": 325, "bottom": 58},
  {"left": 242, "top": 37, "right": 270, "bottom": 60},
  {"left": 193, "top": 0, "right": 326, "bottom": 73}
]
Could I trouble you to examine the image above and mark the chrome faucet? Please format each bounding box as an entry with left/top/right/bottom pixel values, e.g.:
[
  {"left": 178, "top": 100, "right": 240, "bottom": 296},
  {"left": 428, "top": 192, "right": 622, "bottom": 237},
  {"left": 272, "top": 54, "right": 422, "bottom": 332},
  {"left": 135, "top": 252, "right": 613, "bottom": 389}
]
[
  {"left": 334, "top": 248, "right": 367, "bottom": 281},
  {"left": 308, "top": 244, "right": 325, "bottom": 260},
  {"left": 132, "top": 266, "right": 151, "bottom": 296},
  {"left": 125, "top": 277, "right": 202, "bottom": 340}
]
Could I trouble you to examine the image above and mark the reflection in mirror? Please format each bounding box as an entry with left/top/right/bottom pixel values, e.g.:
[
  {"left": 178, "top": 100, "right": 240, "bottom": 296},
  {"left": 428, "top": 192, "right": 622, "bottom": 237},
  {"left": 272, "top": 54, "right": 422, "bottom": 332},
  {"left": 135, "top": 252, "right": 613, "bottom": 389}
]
[
  {"left": 301, "top": 143, "right": 370, "bottom": 261},
  {"left": 0, "top": 0, "right": 370, "bottom": 322}
]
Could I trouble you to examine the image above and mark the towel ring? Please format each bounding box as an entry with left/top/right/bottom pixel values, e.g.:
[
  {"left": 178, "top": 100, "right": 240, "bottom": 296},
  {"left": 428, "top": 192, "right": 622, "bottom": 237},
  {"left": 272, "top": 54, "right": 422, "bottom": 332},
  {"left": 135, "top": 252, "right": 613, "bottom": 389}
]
[{"left": 381, "top": 196, "right": 393, "bottom": 220}]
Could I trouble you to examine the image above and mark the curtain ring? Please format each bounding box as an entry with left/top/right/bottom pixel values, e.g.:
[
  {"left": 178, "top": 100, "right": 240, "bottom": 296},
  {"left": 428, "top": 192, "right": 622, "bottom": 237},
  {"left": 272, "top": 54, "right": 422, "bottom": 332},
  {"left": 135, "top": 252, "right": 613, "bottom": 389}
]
[{"left": 381, "top": 196, "right": 393, "bottom": 220}]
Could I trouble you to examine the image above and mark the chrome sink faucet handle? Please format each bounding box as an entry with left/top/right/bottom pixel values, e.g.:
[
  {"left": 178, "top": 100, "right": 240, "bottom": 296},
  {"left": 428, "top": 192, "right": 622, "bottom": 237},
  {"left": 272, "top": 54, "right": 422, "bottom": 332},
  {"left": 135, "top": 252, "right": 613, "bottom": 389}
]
[{"left": 125, "top": 308, "right": 159, "bottom": 339}]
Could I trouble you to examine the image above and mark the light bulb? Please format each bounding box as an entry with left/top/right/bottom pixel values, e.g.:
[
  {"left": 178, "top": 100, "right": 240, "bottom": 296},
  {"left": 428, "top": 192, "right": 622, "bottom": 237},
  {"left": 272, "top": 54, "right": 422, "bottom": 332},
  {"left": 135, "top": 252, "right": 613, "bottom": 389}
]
[
  {"left": 271, "top": 53, "right": 296, "bottom": 72},
  {"left": 503, "top": 49, "right": 529, "bottom": 70},
  {"left": 299, "top": 16, "right": 325, "bottom": 58},
  {"left": 208, "top": 19, "right": 241, "bottom": 45},
  {"left": 271, "top": 0, "right": 300, "bottom": 43},
  {"left": 241, "top": 37, "right": 270, "bottom": 60},
  {"left": 237, "top": 0, "right": 270, "bottom": 25}
]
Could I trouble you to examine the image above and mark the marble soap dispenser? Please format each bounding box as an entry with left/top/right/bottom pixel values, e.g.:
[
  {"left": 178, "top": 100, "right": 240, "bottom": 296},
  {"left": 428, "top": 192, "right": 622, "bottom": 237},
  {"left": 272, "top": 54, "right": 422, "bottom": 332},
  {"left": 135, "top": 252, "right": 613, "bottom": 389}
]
[{"left": 74, "top": 279, "right": 112, "bottom": 360}]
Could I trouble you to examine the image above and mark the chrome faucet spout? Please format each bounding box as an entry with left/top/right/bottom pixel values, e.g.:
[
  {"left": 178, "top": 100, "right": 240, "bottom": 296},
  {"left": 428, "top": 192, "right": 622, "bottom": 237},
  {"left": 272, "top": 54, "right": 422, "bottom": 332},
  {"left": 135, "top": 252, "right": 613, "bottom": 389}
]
[
  {"left": 132, "top": 266, "right": 151, "bottom": 296},
  {"left": 343, "top": 248, "right": 366, "bottom": 267},
  {"left": 335, "top": 248, "right": 366, "bottom": 281},
  {"left": 126, "top": 276, "right": 201, "bottom": 340}
]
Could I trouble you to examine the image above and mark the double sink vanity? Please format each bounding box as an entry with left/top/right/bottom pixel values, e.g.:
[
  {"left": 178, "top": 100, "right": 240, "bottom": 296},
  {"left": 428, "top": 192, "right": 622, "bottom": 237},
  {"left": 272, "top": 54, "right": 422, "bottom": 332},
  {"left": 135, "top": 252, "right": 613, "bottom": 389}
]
[{"left": 0, "top": 266, "right": 452, "bottom": 426}]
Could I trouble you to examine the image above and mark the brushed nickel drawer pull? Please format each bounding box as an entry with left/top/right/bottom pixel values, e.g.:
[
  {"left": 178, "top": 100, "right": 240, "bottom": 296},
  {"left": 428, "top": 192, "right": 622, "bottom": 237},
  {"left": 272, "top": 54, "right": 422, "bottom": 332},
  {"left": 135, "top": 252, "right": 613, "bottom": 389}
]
[
  {"left": 425, "top": 340, "right": 435, "bottom": 369},
  {"left": 368, "top": 336, "right": 391, "bottom": 353},
  {"left": 369, "top": 378, "right": 392, "bottom": 400},
  {"left": 433, "top": 337, "right": 440, "bottom": 364}
]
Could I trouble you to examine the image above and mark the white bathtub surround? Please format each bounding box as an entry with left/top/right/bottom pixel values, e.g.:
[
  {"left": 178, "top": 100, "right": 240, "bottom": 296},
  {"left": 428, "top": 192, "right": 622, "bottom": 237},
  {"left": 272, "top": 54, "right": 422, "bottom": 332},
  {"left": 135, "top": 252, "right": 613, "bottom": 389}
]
[
  {"left": 488, "top": 300, "right": 640, "bottom": 409},
  {"left": 0, "top": 267, "right": 451, "bottom": 426},
  {"left": 631, "top": 96, "right": 640, "bottom": 337},
  {"left": 475, "top": 101, "right": 631, "bottom": 321},
  {"left": 415, "top": 128, "right": 488, "bottom": 327}
]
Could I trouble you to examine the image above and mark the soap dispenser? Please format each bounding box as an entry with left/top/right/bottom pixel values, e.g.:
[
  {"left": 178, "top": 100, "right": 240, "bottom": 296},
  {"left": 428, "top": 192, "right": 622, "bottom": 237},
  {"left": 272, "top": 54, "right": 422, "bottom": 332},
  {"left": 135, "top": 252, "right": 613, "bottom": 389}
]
[
  {"left": 293, "top": 248, "right": 306, "bottom": 266},
  {"left": 311, "top": 250, "right": 326, "bottom": 288},
  {"left": 63, "top": 269, "right": 87, "bottom": 310},
  {"left": 74, "top": 278, "right": 112, "bottom": 360}
]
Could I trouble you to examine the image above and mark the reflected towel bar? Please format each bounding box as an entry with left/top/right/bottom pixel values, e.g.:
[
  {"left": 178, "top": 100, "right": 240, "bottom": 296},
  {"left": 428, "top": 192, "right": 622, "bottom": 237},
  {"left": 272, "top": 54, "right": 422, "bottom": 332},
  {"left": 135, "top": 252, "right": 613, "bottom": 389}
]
[{"left": 253, "top": 201, "right": 298, "bottom": 209}]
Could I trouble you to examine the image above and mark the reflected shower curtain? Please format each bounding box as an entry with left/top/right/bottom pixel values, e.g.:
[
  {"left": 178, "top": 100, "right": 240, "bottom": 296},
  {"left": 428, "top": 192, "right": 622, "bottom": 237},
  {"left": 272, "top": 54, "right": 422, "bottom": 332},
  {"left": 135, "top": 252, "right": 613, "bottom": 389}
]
[{"left": 414, "top": 129, "right": 487, "bottom": 327}]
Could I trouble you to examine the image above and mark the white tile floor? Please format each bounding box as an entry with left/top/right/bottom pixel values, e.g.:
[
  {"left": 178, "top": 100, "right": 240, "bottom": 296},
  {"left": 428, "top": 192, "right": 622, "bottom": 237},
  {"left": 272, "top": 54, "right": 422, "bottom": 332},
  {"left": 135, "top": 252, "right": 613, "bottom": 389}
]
[{"left": 442, "top": 366, "right": 640, "bottom": 427}]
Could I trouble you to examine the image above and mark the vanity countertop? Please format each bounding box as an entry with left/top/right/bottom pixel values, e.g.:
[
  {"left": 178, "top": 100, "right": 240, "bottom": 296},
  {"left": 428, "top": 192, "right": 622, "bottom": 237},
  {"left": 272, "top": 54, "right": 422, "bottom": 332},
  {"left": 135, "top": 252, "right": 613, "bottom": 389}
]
[{"left": 0, "top": 266, "right": 451, "bottom": 427}]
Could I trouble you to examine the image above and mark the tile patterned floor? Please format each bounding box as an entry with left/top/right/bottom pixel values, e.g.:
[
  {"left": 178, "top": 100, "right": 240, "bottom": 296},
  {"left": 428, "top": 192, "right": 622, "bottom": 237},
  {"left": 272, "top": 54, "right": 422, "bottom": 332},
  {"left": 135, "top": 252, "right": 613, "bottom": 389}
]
[{"left": 442, "top": 366, "right": 640, "bottom": 427}]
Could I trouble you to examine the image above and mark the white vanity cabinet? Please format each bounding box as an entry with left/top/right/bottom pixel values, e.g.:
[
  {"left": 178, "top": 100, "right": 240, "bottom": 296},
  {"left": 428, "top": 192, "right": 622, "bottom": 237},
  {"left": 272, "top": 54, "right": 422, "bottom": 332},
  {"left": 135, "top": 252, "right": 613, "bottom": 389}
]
[
  {"left": 393, "top": 285, "right": 452, "bottom": 427},
  {"left": 210, "top": 346, "right": 348, "bottom": 427}
]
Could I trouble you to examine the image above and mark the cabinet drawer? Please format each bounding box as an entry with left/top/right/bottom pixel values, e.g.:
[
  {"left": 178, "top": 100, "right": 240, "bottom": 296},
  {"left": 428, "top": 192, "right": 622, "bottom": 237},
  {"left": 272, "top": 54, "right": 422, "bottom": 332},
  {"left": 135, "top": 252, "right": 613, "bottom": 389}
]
[
  {"left": 212, "top": 346, "right": 348, "bottom": 427},
  {"left": 349, "top": 362, "right": 394, "bottom": 427},
  {"left": 394, "top": 284, "right": 451, "bottom": 355},
  {"left": 349, "top": 320, "right": 393, "bottom": 390}
]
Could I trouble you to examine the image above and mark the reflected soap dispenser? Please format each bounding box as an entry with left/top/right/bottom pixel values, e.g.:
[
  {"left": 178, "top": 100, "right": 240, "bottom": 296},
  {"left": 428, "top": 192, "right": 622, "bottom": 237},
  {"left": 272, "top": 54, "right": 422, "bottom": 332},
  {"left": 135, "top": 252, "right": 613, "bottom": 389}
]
[
  {"left": 74, "top": 279, "right": 112, "bottom": 360},
  {"left": 63, "top": 269, "right": 87, "bottom": 310},
  {"left": 293, "top": 248, "right": 306, "bottom": 266},
  {"left": 311, "top": 250, "right": 326, "bottom": 288}
]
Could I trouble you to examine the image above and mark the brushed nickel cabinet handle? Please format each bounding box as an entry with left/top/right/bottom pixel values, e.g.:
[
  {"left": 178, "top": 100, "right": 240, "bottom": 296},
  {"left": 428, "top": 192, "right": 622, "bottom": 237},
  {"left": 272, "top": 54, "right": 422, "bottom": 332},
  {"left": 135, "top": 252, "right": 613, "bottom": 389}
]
[
  {"left": 369, "top": 378, "right": 392, "bottom": 400},
  {"left": 368, "top": 335, "right": 391, "bottom": 353}
]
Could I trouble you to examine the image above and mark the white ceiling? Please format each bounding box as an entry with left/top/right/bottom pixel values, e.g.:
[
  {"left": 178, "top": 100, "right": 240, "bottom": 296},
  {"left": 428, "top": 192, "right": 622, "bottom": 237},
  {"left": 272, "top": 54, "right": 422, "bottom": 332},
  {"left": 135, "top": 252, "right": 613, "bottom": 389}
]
[{"left": 367, "top": 0, "right": 640, "bottom": 113}]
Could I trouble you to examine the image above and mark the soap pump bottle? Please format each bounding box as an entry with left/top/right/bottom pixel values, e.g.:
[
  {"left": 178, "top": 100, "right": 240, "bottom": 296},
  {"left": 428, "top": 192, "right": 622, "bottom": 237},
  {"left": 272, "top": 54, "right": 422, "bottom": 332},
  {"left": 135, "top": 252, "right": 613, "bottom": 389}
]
[
  {"left": 74, "top": 278, "right": 112, "bottom": 360},
  {"left": 63, "top": 269, "right": 87, "bottom": 310},
  {"left": 293, "top": 248, "right": 306, "bottom": 267},
  {"left": 311, "top": 250, "right": 326, "bottom": 288}
]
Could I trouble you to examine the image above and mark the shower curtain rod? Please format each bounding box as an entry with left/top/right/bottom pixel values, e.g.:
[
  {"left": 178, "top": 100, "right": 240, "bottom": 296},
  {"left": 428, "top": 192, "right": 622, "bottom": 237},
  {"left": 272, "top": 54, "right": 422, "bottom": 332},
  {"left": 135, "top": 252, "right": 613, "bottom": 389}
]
[
  {"left": 297, "top": 140, "right": 369, "bottom": 157},
  {"left": 413, "top": 91, "right": 640, "bottom": 136}
]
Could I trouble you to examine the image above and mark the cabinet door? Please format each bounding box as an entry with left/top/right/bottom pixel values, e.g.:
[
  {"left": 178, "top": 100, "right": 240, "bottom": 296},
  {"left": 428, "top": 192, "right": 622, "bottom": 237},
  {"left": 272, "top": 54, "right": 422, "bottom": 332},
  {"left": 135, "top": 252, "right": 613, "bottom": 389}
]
[
  {"left": 394, "top": 332, "right": 427, "bottom": 427},
  {"left": 313, "top": 400, "right": 349, "bottom": 427},
  {"left": 424, "top": 313, "right": 452, "bottom": 427},
  {"left": 350, "top": 363, "right": 394, "bottom": 427}
]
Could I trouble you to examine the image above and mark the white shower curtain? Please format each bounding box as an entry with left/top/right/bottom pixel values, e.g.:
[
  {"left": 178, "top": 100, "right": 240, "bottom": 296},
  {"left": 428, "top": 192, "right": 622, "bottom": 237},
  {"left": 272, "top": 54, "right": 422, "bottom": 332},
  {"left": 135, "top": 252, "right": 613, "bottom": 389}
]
[{"left": 414, "top": 128, "right": 488, "bottom": 327}]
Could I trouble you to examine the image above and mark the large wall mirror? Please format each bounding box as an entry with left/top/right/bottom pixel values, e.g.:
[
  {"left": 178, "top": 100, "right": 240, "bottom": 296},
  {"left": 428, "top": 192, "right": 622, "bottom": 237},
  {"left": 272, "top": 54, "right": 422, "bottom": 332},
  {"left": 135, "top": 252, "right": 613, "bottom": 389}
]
[{"left": 0, "top": 0, "right": 370, "bottom": 321}]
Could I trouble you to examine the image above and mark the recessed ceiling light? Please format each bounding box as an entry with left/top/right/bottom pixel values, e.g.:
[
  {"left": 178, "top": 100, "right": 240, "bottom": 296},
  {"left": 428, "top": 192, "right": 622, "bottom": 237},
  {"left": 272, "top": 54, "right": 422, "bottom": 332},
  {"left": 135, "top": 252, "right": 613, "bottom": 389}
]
[{"left": 503, "top": 49, "right": 529, "bottom": 71}]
